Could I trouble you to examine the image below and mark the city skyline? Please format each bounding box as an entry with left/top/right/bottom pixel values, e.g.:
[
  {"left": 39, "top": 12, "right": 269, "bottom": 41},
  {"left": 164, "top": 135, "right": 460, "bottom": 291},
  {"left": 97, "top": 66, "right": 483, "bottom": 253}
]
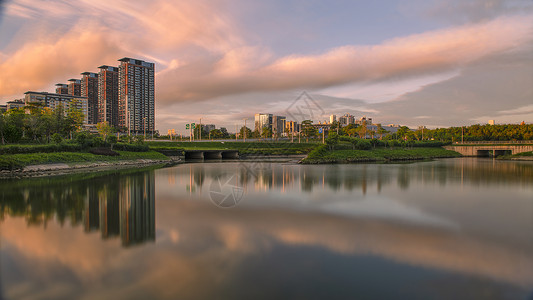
[{"left": 0, "top": 1, "right": 532, "bottom": 135}]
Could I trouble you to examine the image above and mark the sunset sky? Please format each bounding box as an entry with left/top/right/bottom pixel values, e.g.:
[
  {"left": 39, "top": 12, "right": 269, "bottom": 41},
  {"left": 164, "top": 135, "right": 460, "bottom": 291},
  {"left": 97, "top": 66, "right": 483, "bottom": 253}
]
[{"left": 0, "top": 0, "right": 532, "bottom": 134}]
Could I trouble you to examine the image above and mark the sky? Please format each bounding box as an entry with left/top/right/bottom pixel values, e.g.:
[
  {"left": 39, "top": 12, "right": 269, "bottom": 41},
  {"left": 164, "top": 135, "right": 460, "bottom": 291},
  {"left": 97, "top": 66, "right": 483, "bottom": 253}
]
[{"left": 0, "top": 0, "right": 532, "bottom": 134}]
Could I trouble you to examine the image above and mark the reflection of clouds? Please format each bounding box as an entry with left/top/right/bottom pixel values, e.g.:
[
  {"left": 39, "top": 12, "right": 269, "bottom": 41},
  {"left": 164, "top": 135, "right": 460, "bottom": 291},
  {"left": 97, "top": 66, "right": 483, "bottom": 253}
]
[
  {"left": 318, "top": 195, "right": 459, "bottom": 229},
  {"left": 3, "top": 197, "right": 532, "bottom": 300}
]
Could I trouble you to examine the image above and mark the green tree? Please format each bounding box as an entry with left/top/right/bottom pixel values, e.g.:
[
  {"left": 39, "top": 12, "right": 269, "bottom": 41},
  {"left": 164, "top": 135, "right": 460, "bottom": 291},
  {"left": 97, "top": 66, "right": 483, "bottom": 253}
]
[
  {"left": 96, "top": 121, "right": 113, "bottom": 142},
  {"left": 65, "top": 99, "right": 85, "bottom": 138},
  {"left": 107, "top": 135, "right": 118, "bottom": 150},
  {"left": 51, "top": 133, "right": 63, "bottom": 144},
  {"left": 301, "top": 120, "right": 317, "bottom": 142},
  {"left": 376, "top": 124, "right": 389, "bottom": 140},
  {"left": 261, "top": 127, "right": 273, "bottom": 139},
  {"left": 325, "top": 132, "right": 339, "bottom": 150},
  {"left": 209, "top": 129, "right": 224, "bottom": 139},
  {"left": 357, "top": 121, "right": 368, "bottom": 139},
  {"left": 239, "top": 126, "right": 252, "bottom": 140}
]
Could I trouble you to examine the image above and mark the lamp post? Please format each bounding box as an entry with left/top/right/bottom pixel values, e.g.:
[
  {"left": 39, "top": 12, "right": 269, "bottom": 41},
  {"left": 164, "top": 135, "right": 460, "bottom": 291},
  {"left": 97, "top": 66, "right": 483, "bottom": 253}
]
[
  {"left": 143, "top": 117, "right": 146, "bottom": 139},
  {"left": 243, "top": 118, "right": 248, "bottom": 142}
]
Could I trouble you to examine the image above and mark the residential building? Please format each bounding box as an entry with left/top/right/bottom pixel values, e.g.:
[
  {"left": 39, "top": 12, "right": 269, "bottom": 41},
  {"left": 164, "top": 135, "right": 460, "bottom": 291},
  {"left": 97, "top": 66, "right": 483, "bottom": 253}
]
[
  {"left": 24, "top": 91, "right": 88, "bottom": 124},
  {"left": 118, "top": 58, "right": 155, "bottom": 135},
  {"left": 6, "top": 99, "right": 25, "bottom": 110},
  {"left": 55, "top": 84, "right": 68, "bottom": 95},
  {"left": 67, "top": 79, "right": 81, "bottom": 96},
  {"left": 488, "top": 120, "right": 495, "bottom": 125},
  {"left": 81, "top": 72, "right": 99, "bottom": 124},
  {"left": 254, "top": 113, "right": 273, "bottom": 131},
  {"left": 330, "top": 114, "right": 336, "bottom": 124},
  {"left": 272, "top": 116, "right": 286, "bottom": 136},
  {"left": 339, "top": 114, "right": 355, "bottom": 126},
  {"left": 98, "top": 65, "right": 119, "bottom": 127}
]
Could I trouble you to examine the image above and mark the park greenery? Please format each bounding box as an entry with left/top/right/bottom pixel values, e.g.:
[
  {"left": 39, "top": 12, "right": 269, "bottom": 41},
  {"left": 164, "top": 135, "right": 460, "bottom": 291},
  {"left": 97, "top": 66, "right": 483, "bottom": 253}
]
[{"left": 1, "top": 102, "right": 531, "bottom": 170}]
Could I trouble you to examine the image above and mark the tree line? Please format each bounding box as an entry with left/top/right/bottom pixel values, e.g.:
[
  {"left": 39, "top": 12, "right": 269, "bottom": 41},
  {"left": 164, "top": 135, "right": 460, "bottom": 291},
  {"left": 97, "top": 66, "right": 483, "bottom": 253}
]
[{"left": 0, "top": 101, "right": 84, "bottom": 144}]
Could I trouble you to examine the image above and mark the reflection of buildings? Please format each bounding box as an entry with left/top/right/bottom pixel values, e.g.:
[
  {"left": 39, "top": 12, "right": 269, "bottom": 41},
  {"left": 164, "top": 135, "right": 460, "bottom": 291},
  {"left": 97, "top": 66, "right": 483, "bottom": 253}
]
[
  {"left": 84, "top": 172, "right": 155, "bottom": 247},
  {"left": 120, "top": 174, "right": 155, "bottom": 246}
]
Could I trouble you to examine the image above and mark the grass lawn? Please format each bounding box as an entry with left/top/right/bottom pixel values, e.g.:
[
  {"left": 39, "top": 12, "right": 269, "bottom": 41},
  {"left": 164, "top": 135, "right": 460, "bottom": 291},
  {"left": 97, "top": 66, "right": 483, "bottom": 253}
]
[
  {"left": 302, "top": 147, "right": 461, "bottom": 164},
  {"left": 0, "top": 151, "right": 169, "bottom": 170},
  {"left": 147, "top": 141, "right": 317, "bottom": 155}
]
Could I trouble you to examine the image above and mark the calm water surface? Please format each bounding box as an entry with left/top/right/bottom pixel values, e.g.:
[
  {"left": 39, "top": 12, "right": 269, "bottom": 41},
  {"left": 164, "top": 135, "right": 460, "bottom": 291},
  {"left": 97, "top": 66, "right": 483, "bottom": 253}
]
[{"left": 1, "top": 158, "right": 532, "bottom": 299}]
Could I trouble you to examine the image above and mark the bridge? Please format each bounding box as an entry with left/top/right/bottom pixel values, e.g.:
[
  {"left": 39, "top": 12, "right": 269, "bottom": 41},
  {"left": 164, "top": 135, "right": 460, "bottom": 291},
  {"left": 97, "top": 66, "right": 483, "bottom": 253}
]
[
  {"left": 444, "top": 141, "right": 533, "bottom": 157},
  {"left": 183, "top": 150, "right": 239, "bottom": 160}
]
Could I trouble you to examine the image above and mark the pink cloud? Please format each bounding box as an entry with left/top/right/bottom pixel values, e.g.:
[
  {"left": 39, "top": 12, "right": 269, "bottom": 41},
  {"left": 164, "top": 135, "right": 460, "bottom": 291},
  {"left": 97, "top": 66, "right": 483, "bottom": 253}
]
[{"left": 156, "top": 14, "right": 533, "bottom": 104}]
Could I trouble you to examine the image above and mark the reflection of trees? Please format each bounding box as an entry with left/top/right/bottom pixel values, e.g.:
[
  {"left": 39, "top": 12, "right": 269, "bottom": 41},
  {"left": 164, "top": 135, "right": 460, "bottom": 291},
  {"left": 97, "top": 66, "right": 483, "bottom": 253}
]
[
  {"left": 177, "top": 159, "right": 533, "bottom": 195},
  {"left": 0, "top": 170, "right": 155, "bottom": 247}
]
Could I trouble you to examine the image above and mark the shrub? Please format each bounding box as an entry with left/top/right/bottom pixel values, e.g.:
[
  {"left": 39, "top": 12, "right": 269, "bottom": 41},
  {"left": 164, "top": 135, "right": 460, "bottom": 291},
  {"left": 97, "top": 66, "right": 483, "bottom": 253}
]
[
  {"left": 113, "top": 143, "right": 149, "bottom": 152},
  {"left": 134, "top": 135, "right": 145, "bottom": 144},
  {"left": 51, "top": 133, "right": 63, "bottom": 144},
  {"left": 75, "top": 131, "right": 93, "bottom": 147},
  {"left": 356, "top": 139, "right": 371, "bottom": 150},
  {"left": 92, "top": 136, "right": 106, "bottom": 147},
  {"left": 89, "top": 147, "right": 119, "bottom": 156}
]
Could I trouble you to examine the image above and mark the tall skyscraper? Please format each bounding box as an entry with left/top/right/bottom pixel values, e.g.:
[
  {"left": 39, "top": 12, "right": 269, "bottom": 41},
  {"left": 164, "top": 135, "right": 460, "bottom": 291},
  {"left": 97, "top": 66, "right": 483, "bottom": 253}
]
[
  {"left": 98, "top": 65, "right": 119, "bottom": 127},
  {"left": 118, "top": 58, "right": 155, "bottom": 135},
  {"left": 330, "top": 114, "right": 336, "bottom": 124},
  {"left": 81, "top": 72, "right": 99, "bottom": 124},
  {"left": 55, "top": 84, "right": 68, "bottom": 95},
  {"left": 67, "top": 79, "right": 81, "bottom": 96}
]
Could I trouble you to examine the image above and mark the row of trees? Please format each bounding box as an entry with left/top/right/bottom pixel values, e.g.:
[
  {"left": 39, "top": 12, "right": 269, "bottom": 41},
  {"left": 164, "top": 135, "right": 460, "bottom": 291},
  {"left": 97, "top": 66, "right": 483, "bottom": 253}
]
[{"left": 0, "top": 102, "right": 85, "bottom": 144}]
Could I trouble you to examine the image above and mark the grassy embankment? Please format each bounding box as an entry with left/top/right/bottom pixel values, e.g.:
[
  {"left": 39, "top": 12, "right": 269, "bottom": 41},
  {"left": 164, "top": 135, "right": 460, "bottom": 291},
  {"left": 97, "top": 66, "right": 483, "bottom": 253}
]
[
  {"left": 302, "top": 142, "right": 461, "bottom": 164},
  {"left": 147, "top": 141, "right": 317, "bottom": 155},
  {"left": 0, "top": 143, "right": 169, "bottom": 171},
  {"left": 497, "top": 151, "right": 533, "bottom": 160}
]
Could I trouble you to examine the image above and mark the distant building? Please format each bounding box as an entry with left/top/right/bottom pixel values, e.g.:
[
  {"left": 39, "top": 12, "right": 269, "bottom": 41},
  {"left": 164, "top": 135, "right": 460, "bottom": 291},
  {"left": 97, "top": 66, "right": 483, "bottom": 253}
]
[
  {"left": 0, "top": 105, "right": 6, "bottom": 112},
  {"left": 24, "top": 91, "right": 88, "bottom": 124},
  {"left": 98, "top": 65, "right": 119, "bottom": 127},
  {"left": 67, "top": 79, "right": 81, "bottom": 96},
  {"left": 254, "top": 113, "right": 273, "bottom": 131},
  {"left": 272, "top": 116, "right": 286, "bottom": 136},
  {"left": 488, "top": 120, "right": 495, "bottom": 125},
  {"left": 6, "top": 99, "right": 25, "bottom": 110},
  {"left": 329, "top": 114, "right": 336, "bottom": 124},
  {"left": 339, "top": 114, "right": 355, "bottom": 126},
  {"left": 118, "top": 57, "right": 155, "bottom": 135},
  {"left": 356, "top": 116, "right": 372, "bottom": 125},
  {"left": 55, "top": 84, "right": 68, "bottom": 95},
  {"left": 81, "top": 72, "right": 99, "bottom": 124},
  {"left": 285, "top": 120, "right": 300, "bottom": 134}
]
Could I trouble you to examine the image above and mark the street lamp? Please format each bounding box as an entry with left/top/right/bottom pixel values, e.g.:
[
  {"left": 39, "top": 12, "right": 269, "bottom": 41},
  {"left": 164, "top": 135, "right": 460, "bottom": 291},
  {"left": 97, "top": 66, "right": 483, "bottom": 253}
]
[
  {"left": 143, "top": 117, "right": 146, "bottom": 139},
  {"left": 243, "top": 118, "right": 248, "bottom": 142}
]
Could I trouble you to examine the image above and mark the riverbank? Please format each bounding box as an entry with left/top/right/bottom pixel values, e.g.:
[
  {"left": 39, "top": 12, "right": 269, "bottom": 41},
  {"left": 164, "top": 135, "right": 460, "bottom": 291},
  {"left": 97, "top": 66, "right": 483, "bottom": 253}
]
[
  {"left": 301, "top": 147, "right": 461, "bottom": 164},
  {"left": 0, "top": 150, "right": 174, "bottom": 178},
  {"left": 497, "top": 151, "right": 533, "bottom": 161}
]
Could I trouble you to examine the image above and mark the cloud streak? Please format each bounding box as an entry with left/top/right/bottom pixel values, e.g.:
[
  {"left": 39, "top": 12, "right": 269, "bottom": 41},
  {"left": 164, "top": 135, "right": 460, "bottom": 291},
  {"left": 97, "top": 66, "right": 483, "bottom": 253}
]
[{"left": 157, "top": 14, "right": 533, "bottom": 103}]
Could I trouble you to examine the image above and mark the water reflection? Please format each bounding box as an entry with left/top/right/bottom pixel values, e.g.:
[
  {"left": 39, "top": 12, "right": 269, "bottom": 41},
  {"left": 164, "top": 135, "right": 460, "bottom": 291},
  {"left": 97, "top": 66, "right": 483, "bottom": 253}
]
[
  {"left": 0, "top": 170, "right": 155, "bottom": 247},
  {"left": 160, "top": 158, "right": 533, "bottom": 196},
  {"left": 1, "top": 159, "right": 532, "bottom": 299}
]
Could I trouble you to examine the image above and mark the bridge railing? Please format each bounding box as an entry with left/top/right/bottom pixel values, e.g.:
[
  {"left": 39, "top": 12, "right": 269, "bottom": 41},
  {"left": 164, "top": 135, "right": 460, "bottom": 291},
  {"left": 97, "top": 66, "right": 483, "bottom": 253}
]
[{"left": 454, "top": 141, "right": 533, "bottom": 145}]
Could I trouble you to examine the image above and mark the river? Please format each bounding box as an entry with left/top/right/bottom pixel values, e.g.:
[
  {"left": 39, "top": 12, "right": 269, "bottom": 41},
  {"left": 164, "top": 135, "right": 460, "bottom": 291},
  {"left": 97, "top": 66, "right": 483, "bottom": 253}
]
[{"left": 1, "top": 158, "right": 532, "bottom": 299}]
